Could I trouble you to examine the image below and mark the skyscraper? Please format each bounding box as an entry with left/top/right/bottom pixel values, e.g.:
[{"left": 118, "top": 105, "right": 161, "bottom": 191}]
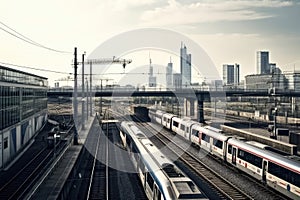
[
  {"left": 148, "top": 56, "right": 156, "bottom": 87},
  {"left": 223, "top": 63, "right": 240, "bottom": 85},
  {"left": 257, "top": 51, "right": 269, "bottom": 74},
  {"left": 173, "top": 73, "right": 182, "bottom": 90},
  {"left": 180, "top": 43, "right": 191, "bottom": 87},
  {"left": 166, "top": 58, "right": 173, "bottom": 90}
]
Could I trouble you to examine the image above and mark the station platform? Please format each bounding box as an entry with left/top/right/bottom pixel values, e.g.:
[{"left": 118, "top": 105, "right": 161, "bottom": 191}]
[{"left": 26, "top": 116, "right": 96, "bottom": 199}]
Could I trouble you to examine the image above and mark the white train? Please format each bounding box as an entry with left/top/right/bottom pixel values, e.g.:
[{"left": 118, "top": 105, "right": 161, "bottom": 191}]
[
  {"left": 120, "top": 121, "right": 208, "bottom": 200},
  {"left": 149, "top": 109, "right": 300, "bottom": 200}
]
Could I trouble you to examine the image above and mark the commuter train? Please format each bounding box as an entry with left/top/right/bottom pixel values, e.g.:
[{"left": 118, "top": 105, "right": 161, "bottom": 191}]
[
  {"left": 120, "top": 121, "right": 208, "bottom": 200},
  {"left": 149, "top": 109, "right": 300, "bottom": 200}
]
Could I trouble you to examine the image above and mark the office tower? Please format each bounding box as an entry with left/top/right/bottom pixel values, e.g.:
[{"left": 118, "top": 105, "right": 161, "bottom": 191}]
[
  {"left": 166, "top": 58, "right": 173, "bottom": 90},
  {"left": 180, "top": 43, "right": 191, "bottom": 87},
  {"left": 223, "top": 63, "right": 240, "bottom": 85},
  {"left": 257, "top": 51, "right": 269, "bottom": 74},
  {"left": 148, "top": 56, "right": 156, "bottom": 87},
  {"left": 173, "top": 73, "right": 182, "bottom": 90}
]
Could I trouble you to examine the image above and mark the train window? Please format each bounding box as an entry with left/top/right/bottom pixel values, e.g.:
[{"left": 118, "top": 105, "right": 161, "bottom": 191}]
[
  {"left": 202, "top": 134, "right": 210, "bottom": 143},
  {"left": 192, "top": 129, "right": 198, "bottom": 137},
  {"left": 268, "top": 162, "right": 300, "bottom": 187},
  {"left": 146, "top": 172, "right": 154, "bottom": 191},
  {"left": 180, "top": 124, "right": 185, "bottom": 131},
  {"left": 238, "top": 149, "right": 262, "bottom": 168},
  {"left": 132, "top": 144, "right": 138, "bottom": 153},
  {"left": 126, "top": 136, "right": 131, "bottom": 147},
  {"left": 228, "top": 145, "right": 232, "bottom": 154},
  {"left": 213, "top": 138, "right": 223, "bottom": 149},
  {"left": 238, "top": 149, "right": 244, "bottom": 157},
  {"left": 173, "top": 121, "right": 179, "bottom": 127},
  {"left": 163, "top": 117, "right": 167, "bottom": 122},
  {"left": 140, "top": 161, "right": 145, "bottom": 172},
  {"left": 186, "top": 127, "right": 190, "bottom": 133},
  {"left": 4, "top": 137, "right": 8, "bottom": 149}
]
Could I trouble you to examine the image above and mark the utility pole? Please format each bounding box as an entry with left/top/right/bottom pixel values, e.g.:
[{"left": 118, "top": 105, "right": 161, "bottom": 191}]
[
  {"left": 90, "top": 62, "right": 93, "bottom": 116},
  {"left": 82, "top": 53, "right": 85, "bottom": 130},
  {"left": 86, "top": 78, "right": 89, "bottom": 120},
  {"left": 73, "top": 47, "right": 78, "bottom": 145}
]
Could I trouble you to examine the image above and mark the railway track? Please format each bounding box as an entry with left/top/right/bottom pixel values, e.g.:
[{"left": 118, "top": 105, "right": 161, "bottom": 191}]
[
  {"left": 87, "top": 116, "right": 109, "bottom": 199},
  {"left": 0, "top": 148, "right": 53, "bottom": 200},
  {"left": 138, "top": 122, "right": 253, "bottom": 200},
  {"left": 110, "top": 107, "right": 291, "bottom": 199},
  {"left": 143, "top": 122, "right": 290, "bottom": 199}
]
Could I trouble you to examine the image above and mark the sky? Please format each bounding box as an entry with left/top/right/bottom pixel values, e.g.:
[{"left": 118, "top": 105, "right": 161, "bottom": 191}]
[{"left": 0, "top": 0, "right": 300, "bottom": 87}]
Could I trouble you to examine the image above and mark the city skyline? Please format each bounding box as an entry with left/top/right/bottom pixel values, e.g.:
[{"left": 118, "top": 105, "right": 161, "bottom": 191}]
[{"left": 0, "top": 0, "right": 299, "bottom": 86}]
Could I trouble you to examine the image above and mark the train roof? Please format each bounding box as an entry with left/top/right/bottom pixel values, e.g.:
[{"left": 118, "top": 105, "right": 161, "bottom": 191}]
[
  {"left": 121, "top": 121, "right": 205, "bottom": 199},
  {"left": 228, "top": 138, "right": 300, "bottom": 174},
  {"left": 204, "top": 126, "right": 223, "bottom": 133},
  {"left": 162, "top": 113, "right": 176, "bottom": 118},
  {"left": 180, "top": 119, "right": 198, "bottom": 127},
  {"left": 191, "top": 124, "right": 231, "bottom": 141}
]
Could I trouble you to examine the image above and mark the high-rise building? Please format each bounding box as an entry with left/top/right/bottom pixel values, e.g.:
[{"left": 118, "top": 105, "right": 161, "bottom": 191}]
[
  {"left": 166, "top": 58, "right": 173, "bottom": 90},
  {"left": 180, "top": 43, "right": 191, "bottom": 87},
  {"left": 173, "top": 73, "right": 182, "bottom": 90},
  {"left": 257, "top": 51, "right": 270, "bottom": 74},
  {"left": 148, "top": 57, "right": 156, "bottom": 87},
  {"left": 223, "top": 63, "right": 240, "bottom": 85}
]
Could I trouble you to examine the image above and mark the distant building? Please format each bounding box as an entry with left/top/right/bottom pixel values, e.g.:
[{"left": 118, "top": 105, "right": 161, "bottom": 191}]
[
  {"left": 210, "top": 80, "right": 223, "bottom": 90},
  {"left": 245, "top": 73, "right": 286, "bottom": 91},
  {"left": 284, "top": 71, "right": 300, "bottom": 92},
  {"left": 257, "top": 51, "right": 270, "bottom": 74},
  {"left": 166, "top": 60, "right": 173, "bottom": 90},
  {"left": 269, "top": 63, "right": 277, "bottom": 74},
  {"left": 180, "top": 43, "right": 191, "bottom": 87},
  {"left": 148, "top": 57, "right": 156, "bottom": 87},
  {"left": 223, "top": 63, "right": 240, "bottom": 85},
  {"left": 173, "top": 73, "right": 182, "bottom": 90},
  {"left": 0, "top": 65, "right": 48, "bottom": 169}
]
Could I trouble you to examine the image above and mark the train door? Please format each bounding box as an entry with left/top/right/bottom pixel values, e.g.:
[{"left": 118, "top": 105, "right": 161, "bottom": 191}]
[
  {"left": 153, "top": 184, "right": 162, "bottom": 200},
  {"left": 262, "top": 160, "right": 268, "bottom": 183},
  {"left": 232, "top": 147, "right": 237, "bottom": 165},
  {"left": 198, "top": 131, "right": 202, "bottom": 145}
]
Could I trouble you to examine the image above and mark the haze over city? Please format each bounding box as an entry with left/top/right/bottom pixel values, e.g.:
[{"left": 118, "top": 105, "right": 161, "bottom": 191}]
[{"left": 0, "top": 0, "right": 300, "bottom": 86}]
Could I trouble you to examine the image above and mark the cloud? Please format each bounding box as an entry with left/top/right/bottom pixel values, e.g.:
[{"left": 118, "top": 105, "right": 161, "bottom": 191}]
[
  {"left": 105, "top": 0, "right": 156, "bottom": 11},
  {"left": 140, "top": 0, "right": 294, "bottom": 26}
]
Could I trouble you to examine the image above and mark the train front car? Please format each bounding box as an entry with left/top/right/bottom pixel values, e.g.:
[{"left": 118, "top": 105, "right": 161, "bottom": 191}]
[
  {"left": 227, "top": 138, "right": 300, "bottom": 199},
  {"left": 161, "top": 112, "right": 176, "bottom": 129},
  {"left": 120, "top": 121, "right": 208, "bottom": 200}
]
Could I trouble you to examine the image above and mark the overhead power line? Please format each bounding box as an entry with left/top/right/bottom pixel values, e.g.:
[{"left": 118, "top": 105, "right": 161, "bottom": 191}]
[
  {"left": 0, "top": 20, "right": 72, "bottom": 54},
  {"left": 0, "top": 61, "right": 71, "bottom": 75}
]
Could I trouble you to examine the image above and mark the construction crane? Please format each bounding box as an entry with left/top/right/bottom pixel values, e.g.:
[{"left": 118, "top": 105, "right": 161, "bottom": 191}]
[{"left": 80, "top": 56, "right": 132, "bottom": 69}]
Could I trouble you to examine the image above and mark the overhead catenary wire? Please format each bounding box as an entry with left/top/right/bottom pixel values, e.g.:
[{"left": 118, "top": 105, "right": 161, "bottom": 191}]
[
  {"left": 0, "top": 20, "right": 72, "bottom": 54},
  {"left": 0, "top": 61, "right": 72, "bottom": 75}
]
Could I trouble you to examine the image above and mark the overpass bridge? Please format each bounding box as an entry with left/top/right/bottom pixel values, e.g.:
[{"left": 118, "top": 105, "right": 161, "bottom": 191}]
[
  {"left": 47, "top": 89, "right": 300, "bottom": 123},
  {"left": 47, "top": 89, "right": 300, "bottom": 98}
]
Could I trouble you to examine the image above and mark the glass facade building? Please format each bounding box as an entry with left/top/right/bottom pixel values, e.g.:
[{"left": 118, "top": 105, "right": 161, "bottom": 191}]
[{"left": 0, "top": 65, "right": 48, "bottom": 168}]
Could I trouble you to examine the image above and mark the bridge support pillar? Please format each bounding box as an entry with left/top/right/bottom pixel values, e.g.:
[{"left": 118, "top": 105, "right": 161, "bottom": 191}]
[
  {"left": 197, "top": 100, "right": 205, "bottom": 123},
  {"left": 184, "top": 98, "right": 195, "bottom": 117},
  {"left": 183, "top": 98, "right": 204, "bottom": 122}
]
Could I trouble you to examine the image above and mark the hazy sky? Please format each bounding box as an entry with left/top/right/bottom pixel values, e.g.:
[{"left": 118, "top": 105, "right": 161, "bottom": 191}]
[{"left": 0, "top": 0, "right": 299, "bottom": 87}]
